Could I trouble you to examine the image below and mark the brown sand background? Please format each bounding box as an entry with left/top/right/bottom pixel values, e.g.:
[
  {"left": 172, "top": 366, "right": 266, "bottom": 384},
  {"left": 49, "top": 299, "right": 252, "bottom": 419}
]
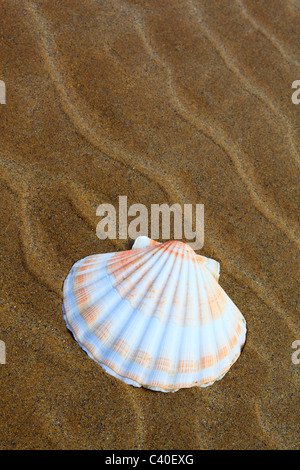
[{"left": 0, "top": 0, "right": 299, "bottom": 450}]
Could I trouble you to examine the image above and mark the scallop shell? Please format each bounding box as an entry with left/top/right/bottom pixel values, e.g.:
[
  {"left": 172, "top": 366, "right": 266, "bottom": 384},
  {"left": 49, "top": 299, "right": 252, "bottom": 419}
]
[{"left": 63, "top": 236, "right": 246, "bottom": 392}]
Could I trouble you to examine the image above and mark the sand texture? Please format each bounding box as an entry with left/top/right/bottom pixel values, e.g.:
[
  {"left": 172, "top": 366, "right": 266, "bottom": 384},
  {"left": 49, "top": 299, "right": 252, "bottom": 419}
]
[{"left": 0, "top": 0, "right": 299, "bottom": 449}]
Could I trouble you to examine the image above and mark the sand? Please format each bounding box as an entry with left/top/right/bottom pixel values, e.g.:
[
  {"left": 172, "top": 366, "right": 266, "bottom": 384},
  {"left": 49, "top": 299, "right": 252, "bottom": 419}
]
[{"left": 0, "top": 0, "right": 299, "bottom": 450}]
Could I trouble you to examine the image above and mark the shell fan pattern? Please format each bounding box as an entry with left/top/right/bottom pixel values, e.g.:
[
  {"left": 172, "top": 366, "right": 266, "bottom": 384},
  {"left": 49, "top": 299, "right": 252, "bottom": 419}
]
[{"left": 62, "top": 236, "right": 247, "bottom": 392}]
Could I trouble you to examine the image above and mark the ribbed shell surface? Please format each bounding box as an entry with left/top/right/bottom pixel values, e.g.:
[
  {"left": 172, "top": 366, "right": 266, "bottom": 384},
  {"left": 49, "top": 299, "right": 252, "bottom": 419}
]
[{"left": 63, "top": 238, "right": 246, "bottom": 392}]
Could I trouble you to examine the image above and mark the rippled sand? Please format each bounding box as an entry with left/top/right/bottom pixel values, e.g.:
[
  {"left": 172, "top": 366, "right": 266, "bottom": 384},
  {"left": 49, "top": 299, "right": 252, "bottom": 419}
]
[{"left": 0, "top": 0, "right": 299, "bottom": 449}]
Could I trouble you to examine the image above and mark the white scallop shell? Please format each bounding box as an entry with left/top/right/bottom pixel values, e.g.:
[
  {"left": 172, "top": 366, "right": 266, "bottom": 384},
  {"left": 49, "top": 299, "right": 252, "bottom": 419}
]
[{"left": 63, "top": 236, "right": 246, "bottom": 392}]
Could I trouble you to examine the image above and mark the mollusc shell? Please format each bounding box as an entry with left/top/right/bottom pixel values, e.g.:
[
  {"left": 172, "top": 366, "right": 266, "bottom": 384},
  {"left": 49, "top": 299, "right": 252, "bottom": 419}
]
[{"left": 63, "top": 236, "right": 246, "bottom": 392}]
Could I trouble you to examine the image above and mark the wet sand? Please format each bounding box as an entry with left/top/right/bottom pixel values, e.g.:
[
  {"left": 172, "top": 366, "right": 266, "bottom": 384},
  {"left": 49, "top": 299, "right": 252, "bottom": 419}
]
[{"left": 0, "top": 0, "right": 299, "bottom": 449}]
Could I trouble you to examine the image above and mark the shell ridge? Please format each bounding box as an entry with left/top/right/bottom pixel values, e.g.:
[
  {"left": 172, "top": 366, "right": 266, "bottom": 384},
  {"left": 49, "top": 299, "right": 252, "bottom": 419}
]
[
  {"left": 192, "top": 264, "right": 220, "bottom": 383},
  {"left": 132, "top": 236, "right": 162, "bottom": 249},
  {"left": 197, "top": 265, "right": 246, "bottom": 381},
  {"left": 64, "top": 258, "right": 114, "bottom": 321},
  {"left": 95, "top": 246, "right": 174, "bottom": 374},
  {"left": 218, "top": 306, "right": 246, "bottom": 372},
  {"left": 199, "top": 266, "right": 230, "bottom": 379},
  {"left": 182, "top": 254, "right": 201, "bottom": 386},
  {"left": 219, "top": 304, "right": 245, "bottom": 360},
  {"left": 197, "top": 254, "right": 220, "bottom": 282},
  {"left": 203, "top": 266, "right": 222, "bottom": 380},
  {"left": 108, "top": 244, "right": 168, "bottom": 296},
  {"left": 93, "top": 243, "right": 180, "bottom": 377},
  {"left": 66, "top": 253, "right": 115, "bottom": 293},
  {"left": 106, "top": 246, "right": 169, "bottom": 306},
  {"left": 200, "top": 264, "right": 230, "bottom": 322},
  {"left": 118, "top": 245, "right": 193, "bottom": 387},
  {"left": 193, "top": 257, "right": 209, "bottom": 384},
  {"left": 84, "top": 290, "right": 128, "bottom": 342},
  {"left": 139, "top": 253, "right": 184, "bottom": 388},
  {"left": 99, "top": 309, "right": 143, "bottom": 371},
  {"left": 105, "top": 246, "right": 179, "bottom": 384},
  {"left": 142, "top": 251, "right": 187, "bottom": 389},
  {"left": 65, "top": 281, "right": 115, "bottom": 354},
  {"left": 107, "top": 242, "right": 172, "bottom": 314},
  {"left": 68, "top": 253, "right": 115, "bottom": 278},
  {"left": 170, "top": 251, "right": 193, "bottom": 389},
  {"left": 64, "top": 256, "right": 134, "bottom": 358},
  {"left": 71, "top": 265, "right": 111, "bottom": 295},
  {"left": 106, "top": 243, "right": 162, "bottom": 270}
]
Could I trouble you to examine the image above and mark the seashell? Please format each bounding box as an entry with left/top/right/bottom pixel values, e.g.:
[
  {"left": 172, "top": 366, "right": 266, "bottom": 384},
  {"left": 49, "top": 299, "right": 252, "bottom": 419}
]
[{"left": 62, "top": 236, "right": 246, "bottom": 392}]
